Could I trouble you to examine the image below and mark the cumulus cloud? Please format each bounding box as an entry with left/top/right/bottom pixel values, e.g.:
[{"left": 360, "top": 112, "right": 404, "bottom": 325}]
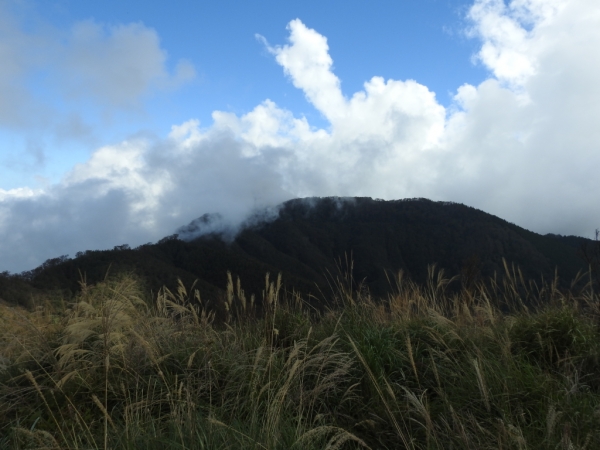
[
  {"left": 442, "top": 0, "right": 600, "bottom": 232},
  {"left": 1, "top": 0, "right": 599, "bottom": 272}
]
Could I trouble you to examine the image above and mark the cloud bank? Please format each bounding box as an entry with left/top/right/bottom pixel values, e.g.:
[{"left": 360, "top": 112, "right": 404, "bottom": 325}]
[{"left": 1, "top": 0, "right": 599, "bottom": 272}]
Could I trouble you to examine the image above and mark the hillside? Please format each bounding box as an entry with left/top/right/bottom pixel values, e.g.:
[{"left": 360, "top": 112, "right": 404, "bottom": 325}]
[{"left": 1, "top": 197, "right": 596, "bottom": 307}]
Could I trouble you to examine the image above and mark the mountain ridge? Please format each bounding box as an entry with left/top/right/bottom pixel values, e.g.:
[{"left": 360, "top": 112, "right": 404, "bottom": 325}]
[{"left": 1, "top": 196, "right": 597, "bottom": 307}]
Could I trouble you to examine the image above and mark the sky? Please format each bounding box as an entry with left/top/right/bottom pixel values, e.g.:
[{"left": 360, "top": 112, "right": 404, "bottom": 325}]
[{"left": 0, "top": 0, "right": 599, "bottom": 273}]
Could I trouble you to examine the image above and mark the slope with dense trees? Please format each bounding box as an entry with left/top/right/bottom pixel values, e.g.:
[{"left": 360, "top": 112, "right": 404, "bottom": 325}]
[{"left": 0, "top": 197, "right": 595, "bottom": 307}]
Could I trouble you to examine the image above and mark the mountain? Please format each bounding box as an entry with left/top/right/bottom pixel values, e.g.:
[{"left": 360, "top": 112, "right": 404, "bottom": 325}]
[{"left": 1, "top": 197, "right": 597, "bottom": 307}]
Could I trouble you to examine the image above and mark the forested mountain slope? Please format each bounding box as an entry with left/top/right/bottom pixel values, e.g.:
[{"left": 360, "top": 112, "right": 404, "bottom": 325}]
[{"left": 1, "top": 197, "right": 595, "bottom": 307}]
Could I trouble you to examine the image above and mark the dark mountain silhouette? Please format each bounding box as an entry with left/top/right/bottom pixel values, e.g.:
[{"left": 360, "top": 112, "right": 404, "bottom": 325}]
[{"left": 1, "top": 197, "right": 597, "bottom": 307}]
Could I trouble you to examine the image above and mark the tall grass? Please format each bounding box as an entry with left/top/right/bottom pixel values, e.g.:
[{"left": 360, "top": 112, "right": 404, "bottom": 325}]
[{"left": 1, "top": 263, "right": 600, "bottom": 449}]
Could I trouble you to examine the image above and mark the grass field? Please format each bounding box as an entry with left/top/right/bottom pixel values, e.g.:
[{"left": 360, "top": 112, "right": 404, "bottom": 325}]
[{"left": 1, "top": 262, "right": 599, "bottom": 449}]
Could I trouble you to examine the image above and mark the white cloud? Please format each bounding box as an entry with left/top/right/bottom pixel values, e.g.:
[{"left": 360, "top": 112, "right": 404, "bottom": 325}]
[
  {"left": 62, "top": 20, "right": 195, "bottom": 108},
  {"left": 0, "top": 187, "right": 38, "bottom": 202},
  {"left": 443, "top": 0, "right": 600, "bottom": 234},
  {"left": 0, "top": 8, "right": 194, "bottom": 126},
  {"left": 262, "top": 19, "right": 346, "bottom": 122},
  {"left": 0, "top": 4, "right": 51, "bottom": 128},
  {"left": 1, "top": 0, "right": 600, "bottom": 272},
  {"left": 466, "top": 0, "right": 567, "bottom": 87},
  {"left": 0, "top": 4, "right": 196, "bottom": 195}
]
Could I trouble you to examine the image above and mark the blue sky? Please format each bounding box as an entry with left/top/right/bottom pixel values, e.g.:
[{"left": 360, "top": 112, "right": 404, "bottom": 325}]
[{"left": 1, "top": 0, "right": 599, "bottom": 272}]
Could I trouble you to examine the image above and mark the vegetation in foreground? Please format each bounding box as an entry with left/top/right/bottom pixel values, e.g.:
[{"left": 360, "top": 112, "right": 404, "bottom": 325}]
[{"left": 1, "top": 263, "right": 600, "bottom": 449}]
